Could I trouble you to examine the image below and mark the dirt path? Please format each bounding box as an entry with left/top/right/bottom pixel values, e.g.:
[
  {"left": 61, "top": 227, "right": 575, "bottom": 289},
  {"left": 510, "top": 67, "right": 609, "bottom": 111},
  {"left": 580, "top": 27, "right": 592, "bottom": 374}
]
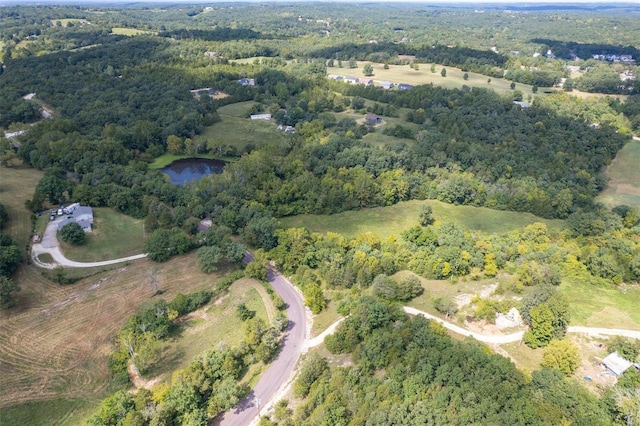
[{"left": 305, "top": 306, "right": 640, "bottom": 349}]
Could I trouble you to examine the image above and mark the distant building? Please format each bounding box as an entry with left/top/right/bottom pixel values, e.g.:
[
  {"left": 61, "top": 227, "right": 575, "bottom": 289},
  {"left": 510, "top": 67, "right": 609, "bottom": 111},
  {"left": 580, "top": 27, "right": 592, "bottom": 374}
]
[
  {"left": 344, "top": 76, "right": 359, "bottom": 84},
  {"left": 379, "top": 81, "right": 394, "bottom": 90},
  {"left": 204, "top": 51, "right": 219, "bottom": 57},
  {"left": 250, "top": 114, "right": 271, "bottom": 120},
  {"left": 238, "top": 78, "right": 255, "bottom": 86},
  {"left": 513, "top": 101, "right": 530, "bottom": 108},
  {"left": 398, "top": 83, "right": 414, "bottom": 91}
]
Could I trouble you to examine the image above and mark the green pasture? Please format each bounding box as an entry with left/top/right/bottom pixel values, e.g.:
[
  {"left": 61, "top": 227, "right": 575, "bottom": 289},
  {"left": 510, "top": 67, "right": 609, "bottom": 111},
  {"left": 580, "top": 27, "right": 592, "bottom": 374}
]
[
  {"left": 197, "top": 102, "right": 289, "bottom": 152},
  {"left": 354, "top": 61, "right": 538, "bottom": 98},
  {"left": 279, "top": 199, "right": 563, "bottom": 239},
  {"left": 561, "top": 277, "right": 640, "bottom": 329},
  {"left": 596, "top": 139, "right": 640, "bottom": 209},
  {"left": 50, "top": 18, "right": 87, "bottom": 27},
  {"left": 60, "top": 208, "right": 146, "bottom": 262},
  {"left": 111, "top": 27, "right": 154, "bottom": 36}
]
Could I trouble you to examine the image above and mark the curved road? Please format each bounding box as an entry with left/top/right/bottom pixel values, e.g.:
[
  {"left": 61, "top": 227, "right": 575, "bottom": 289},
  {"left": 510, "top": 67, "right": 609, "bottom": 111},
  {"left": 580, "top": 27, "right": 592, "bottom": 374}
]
[
  {"left": 32, "top": 221, "right": 308, "bottom": 426},
  {"left": 217, "top": 256, "right": 306, "bottom": 426}
]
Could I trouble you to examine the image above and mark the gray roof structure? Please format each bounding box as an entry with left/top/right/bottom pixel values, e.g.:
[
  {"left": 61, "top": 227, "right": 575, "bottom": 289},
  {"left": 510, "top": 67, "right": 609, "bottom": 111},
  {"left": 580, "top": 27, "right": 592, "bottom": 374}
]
[
  {"left": 57, "top": 206, "right": 94, "bottom": 232},
  {"left": 602, "top": 352, "right": 633, "bottom": 377}
]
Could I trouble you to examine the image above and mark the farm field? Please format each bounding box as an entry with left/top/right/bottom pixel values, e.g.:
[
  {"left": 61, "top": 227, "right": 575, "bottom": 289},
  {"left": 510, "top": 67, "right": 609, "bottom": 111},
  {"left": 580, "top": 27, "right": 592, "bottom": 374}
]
[
  {"left": 0, "top": 249, "right": 243, "bottom": 426},
  {"left": 59, "top": 208, "right": 146, "bottom": 262},
  {"left": 596, "top": 139, "right": 640, "bottom": 210},
  {"left": 279, "top": 199, "right": 564, "bottom": 238},
  {"left": 197, "top": 101, "right": 289, "bottom": 152}
]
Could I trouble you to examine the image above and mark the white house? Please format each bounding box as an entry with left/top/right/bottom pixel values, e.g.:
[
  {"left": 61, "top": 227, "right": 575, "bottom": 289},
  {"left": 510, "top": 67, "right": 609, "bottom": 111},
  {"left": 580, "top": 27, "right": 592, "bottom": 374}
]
[{"left": 57, "top": 206, "right": 94, "bottom": 232}]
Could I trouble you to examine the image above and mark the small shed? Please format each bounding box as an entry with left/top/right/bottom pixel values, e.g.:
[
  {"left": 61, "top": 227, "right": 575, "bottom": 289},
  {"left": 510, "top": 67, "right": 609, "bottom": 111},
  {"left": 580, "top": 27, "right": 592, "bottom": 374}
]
[
  {"left": 602, "top": 352, "right": 633, "bottom": 377},
  {"left": 365, "top": 114, "right": 382, "bottom": 125}
]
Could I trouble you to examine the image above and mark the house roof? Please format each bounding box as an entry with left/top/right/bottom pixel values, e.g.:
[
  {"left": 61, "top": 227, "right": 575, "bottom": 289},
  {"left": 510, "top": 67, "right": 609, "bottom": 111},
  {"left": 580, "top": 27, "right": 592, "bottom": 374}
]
[{"left": 602, "top": 352, "right": 633, "bottom": 376}]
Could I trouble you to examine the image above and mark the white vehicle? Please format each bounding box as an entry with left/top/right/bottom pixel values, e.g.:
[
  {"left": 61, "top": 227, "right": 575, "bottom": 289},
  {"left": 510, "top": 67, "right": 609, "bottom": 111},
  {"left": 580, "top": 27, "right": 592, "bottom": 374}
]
[{"left": 57, "top": 209, "right": 63, "bottom": 216}]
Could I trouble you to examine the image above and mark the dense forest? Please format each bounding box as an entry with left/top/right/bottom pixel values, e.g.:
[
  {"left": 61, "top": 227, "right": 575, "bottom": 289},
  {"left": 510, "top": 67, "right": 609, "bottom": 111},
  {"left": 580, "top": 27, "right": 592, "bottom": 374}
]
[{"left": 2, "top": 3, "right": 640, "bottom": 425}]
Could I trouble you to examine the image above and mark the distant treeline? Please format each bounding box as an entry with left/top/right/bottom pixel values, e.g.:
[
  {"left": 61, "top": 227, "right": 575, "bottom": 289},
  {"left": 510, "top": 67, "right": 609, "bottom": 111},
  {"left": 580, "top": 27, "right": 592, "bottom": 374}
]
[{"left": 158, "top": 28, "right": 264, "bottom": 41}]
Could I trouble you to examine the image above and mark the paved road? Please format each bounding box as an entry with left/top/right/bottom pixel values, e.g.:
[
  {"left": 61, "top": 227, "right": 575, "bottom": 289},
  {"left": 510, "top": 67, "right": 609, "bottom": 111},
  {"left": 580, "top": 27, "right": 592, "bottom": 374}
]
[{"left": 217, "top": 256, "right": 306, "bottom": 426}]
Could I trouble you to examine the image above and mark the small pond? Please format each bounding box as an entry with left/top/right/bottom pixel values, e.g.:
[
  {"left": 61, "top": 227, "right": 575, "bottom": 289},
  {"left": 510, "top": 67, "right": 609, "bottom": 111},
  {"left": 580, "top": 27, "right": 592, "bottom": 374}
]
[{"left": 161, "top": 158, "right": 225, "bottom": 186}]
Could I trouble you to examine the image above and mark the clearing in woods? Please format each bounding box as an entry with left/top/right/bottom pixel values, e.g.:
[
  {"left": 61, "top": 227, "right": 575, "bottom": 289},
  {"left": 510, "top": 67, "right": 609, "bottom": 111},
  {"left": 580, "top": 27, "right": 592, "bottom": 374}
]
[
  {"left": 197, "top": 101, "right": 289, "bottom": 152},
  {"left": 279, "top": 199, "right": 563, "bottom": 238},
  {"left": 596, "top": 138, "right": 640, "bottom": 210}
]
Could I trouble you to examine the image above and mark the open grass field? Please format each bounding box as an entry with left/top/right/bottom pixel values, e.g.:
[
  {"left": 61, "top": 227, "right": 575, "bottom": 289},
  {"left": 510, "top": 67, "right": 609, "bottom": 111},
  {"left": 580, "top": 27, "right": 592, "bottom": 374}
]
[
  {"left": 197, "top": 102, "right": 289, "bottom": 152},
  {"left": 59, "top": 208, "right": 146, "bottom": 262},
  {"left": 50, "top": 18, "right": 88, "bottom": 27},
  {"left": 0, "top": 164, "right": 42, "bottom": 244},
  {"left": 111, "top": 28, "right": 154, "bottom": 36},
  {"left": 596, "top": 139, "right": 640, "bottom": 210},
  {"left": 279, "top": 199, "right": 563, "bottom": 239},
  {"left": 353, "top": 61, "right": 536, "bottom": 98},
  {"left": 145, "top": 278, "right": 273, "bottom": 380},
  {"left": 0, "top": 247, "right": 244, "bottom": 425}
]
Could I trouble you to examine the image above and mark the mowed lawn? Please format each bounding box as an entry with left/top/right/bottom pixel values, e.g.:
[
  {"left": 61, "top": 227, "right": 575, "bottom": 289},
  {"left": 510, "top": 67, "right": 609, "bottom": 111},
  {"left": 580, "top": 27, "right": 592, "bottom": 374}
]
[
  {"left": 60, "top": 207, "right": 146, "bottom": 262},
  {"left": 596, "top": 139, "right": 640, "bottom": 209},
  {"left": 279, "top": 199, "right": 563, "bottom": 239},
  {"left": 197, "top": 101, "right": 289, "bottom": 152}
]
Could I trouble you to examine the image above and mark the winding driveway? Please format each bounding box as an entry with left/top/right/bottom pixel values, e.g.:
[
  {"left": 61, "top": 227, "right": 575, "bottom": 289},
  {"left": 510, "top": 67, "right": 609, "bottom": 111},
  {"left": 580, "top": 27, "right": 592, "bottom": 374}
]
[
  {"left": 304, "top": 306, "right": 640, "bottom": 349},
  {"left": 31, "top": 216, "right": 147, "bottom": 269}
]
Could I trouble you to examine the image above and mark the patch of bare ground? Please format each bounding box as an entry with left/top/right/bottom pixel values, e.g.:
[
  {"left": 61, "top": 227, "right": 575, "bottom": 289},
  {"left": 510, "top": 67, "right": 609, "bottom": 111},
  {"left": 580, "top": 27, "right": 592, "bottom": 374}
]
[{"left": 0, "top": 253, "right": 235, "bottom": 413}]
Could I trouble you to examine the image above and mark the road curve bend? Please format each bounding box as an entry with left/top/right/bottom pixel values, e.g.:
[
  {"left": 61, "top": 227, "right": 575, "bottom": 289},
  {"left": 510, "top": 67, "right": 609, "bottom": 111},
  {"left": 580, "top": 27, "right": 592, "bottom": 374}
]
[{"left": 217, "top": 258, "right": 306, "bottom": 426}]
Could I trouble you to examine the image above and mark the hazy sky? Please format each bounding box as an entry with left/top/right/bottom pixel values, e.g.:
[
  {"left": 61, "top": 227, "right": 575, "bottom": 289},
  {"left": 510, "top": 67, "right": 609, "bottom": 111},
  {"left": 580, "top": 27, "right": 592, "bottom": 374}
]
[{"left": 3, "top": 0, "right": 639, "bottom": 3}]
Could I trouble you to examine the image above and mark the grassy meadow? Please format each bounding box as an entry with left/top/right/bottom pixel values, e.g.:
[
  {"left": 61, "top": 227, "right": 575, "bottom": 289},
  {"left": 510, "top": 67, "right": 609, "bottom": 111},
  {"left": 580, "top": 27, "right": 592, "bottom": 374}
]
[
  {"left": 596, "top": 139, "right": 640, "bottom": 210},
  {"left": 111, "top": 27, "right": 155, "bottom": 36},
  {"left": 59, "top": 208, "right": 146, "bottom": 262},
  {"left": 197, "top": 101, "right": 289, "bottom": 152},
  {"left": 279, "top": 199, "right": 563, "bottom": 239}
]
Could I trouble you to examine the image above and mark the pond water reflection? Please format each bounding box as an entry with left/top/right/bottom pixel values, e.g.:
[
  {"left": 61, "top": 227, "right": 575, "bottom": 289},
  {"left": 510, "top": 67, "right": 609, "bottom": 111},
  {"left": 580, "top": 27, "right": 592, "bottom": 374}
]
[{"left": 161, "top": 158, "right": 225, "bottom": 186}]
